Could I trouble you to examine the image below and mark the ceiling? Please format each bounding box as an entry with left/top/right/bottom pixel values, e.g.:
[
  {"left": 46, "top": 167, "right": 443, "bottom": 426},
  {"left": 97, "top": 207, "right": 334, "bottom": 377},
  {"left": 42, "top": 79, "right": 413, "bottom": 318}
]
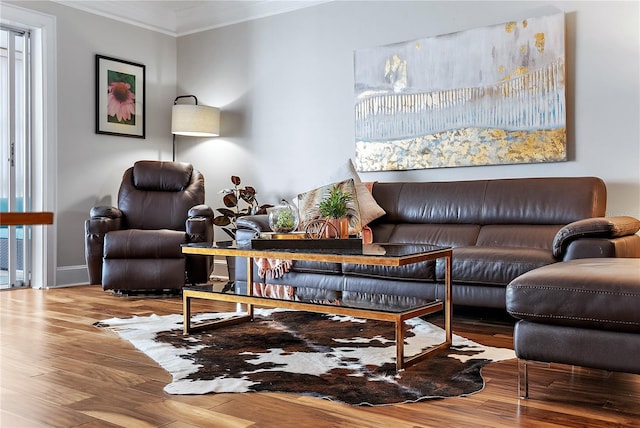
[{"left": 54, "top": 1, "right": 332, "bottom": 37}]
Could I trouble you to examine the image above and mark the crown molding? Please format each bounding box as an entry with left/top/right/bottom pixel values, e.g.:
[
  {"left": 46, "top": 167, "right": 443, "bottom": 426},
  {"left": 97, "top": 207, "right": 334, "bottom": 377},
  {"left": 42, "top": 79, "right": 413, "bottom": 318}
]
[
  {"left": 53, "top": 1, "right": 332, "bottom": 37},
  {"left": 54, "top": 1, "right": 177, "bottom": 36}
]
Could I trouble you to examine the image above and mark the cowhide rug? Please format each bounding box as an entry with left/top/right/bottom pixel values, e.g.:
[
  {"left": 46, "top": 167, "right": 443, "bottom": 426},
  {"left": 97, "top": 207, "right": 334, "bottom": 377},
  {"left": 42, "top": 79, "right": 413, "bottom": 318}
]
[{"left": 95, "top": 309, "right": 515, "bottom": 406}]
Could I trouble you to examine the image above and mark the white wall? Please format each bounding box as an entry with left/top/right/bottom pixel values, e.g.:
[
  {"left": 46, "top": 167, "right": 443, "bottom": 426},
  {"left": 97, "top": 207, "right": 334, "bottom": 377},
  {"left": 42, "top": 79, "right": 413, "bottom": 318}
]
[
  {"left": 5, "top": 1, "right": 640, "bottom": 285},
  {"left": 178, "top": 1, "right": 639, "bottom": 220}
]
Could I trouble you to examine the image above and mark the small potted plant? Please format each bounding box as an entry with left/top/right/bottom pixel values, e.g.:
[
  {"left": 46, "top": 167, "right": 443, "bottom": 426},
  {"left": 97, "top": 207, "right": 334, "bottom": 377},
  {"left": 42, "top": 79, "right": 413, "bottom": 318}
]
[{"left": 317, "top": 185, "right": 351, "bottom": 239}]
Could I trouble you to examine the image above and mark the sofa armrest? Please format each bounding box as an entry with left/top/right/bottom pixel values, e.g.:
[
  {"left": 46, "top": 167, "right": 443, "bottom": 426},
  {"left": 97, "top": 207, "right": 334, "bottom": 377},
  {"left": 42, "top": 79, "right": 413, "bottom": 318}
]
[
  {"left": 223, "top": 214, "right": 270, "bottom": 283},
  {"left": 553, "top": 216, "right": 640, "bottom": 258},
  {"left": 563, "top": 235, "right": 640, "bottom": 259},
  {"left": 236, "top": 214, "right": 271, "bottom": 235},
  {"left": 234, "top": 214, "right": 271, "bottom": 249}
]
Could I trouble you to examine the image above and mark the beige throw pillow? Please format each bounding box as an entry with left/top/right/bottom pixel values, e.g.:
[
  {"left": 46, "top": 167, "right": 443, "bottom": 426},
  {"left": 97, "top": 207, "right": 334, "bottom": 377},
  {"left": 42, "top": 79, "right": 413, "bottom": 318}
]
[
  {"left": 317, "top": 159, "right": 385, "bottom": 227},
  {"left": 345, "top": 159, "right": 385, "bottom": 226},
  {"left": 354, "top": 181, "right": 385, "bottom": 226},
  {"left": 297, "top": 178, "right": 362, "bottom": 235}
]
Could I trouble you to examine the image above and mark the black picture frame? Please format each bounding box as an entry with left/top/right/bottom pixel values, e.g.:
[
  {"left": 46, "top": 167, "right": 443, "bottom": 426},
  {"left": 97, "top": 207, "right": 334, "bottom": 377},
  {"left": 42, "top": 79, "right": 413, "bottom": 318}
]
[{"left": 95, "top": 54, "right": 146, "bottom": 138}]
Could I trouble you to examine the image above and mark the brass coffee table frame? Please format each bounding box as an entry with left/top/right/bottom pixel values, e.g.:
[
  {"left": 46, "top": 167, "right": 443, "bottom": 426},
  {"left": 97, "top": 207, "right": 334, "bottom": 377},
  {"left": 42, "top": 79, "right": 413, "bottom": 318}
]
[{"left": 181, "top": 243, "right": 452, "bottom": 371}]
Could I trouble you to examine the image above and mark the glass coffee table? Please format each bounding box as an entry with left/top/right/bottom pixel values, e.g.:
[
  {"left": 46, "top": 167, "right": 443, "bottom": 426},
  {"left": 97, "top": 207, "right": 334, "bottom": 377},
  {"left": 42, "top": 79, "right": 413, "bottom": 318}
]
[{"left": 181, "top": 242, "right": 452, "bottom": 370}]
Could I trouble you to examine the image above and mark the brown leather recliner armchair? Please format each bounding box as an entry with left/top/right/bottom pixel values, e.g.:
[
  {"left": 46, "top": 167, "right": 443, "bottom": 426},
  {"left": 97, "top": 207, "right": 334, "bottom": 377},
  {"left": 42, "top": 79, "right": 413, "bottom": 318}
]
[{"left": 85, "top": 161, "right": 214, "bottom": 292}]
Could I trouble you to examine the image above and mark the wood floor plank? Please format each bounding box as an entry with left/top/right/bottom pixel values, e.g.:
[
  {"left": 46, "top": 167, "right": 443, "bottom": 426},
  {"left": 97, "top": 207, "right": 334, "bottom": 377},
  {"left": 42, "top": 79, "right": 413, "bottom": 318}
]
[
  {"left": 0, "top": 408, "right": 53, "bottom": 428},
  {"left": 136, "top": 399, "right": 255, "bottom": 428},
  {"left": 2, "top": 285, "right": 639, "bottom": 427},
  {"left": 0, "top": 391, "right": 96, "bottom": 427}
]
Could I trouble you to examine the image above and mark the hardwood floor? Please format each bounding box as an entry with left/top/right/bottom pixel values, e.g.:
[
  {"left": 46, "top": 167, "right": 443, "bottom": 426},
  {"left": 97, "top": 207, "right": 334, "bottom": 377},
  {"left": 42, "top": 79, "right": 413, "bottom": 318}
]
[{"left": 1, "top": 285, "right": 639, "bottom": 427}]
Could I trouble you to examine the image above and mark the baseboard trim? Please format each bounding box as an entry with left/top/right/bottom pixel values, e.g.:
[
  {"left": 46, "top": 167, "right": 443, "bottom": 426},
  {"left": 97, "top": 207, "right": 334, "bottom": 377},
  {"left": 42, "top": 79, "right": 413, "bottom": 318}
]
[
  {"left": 52, "top": 258, "right": 229, "bottom": 288},
  {"left": 52, "top": 265, "right": 89, "bottom": 288}
]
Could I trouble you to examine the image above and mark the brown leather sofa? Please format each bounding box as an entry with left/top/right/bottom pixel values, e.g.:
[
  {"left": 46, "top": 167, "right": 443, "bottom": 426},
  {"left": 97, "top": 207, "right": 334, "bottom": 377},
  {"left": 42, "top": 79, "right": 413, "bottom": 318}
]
[
  {"left": 85, "top": 161, "right": 214, "bottom": 292},
  {"left": 234, "top": 177, "right": 640, "bottom": 309},
  {"left": 505, "top": 258, "right": 640, "bottom": 397}
]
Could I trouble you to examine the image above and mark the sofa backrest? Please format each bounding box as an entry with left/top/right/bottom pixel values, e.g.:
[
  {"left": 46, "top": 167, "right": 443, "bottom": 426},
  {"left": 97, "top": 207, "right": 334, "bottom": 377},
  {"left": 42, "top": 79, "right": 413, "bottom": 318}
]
[
  {"left": 371, "top": 177, "right": 606, "bottom": 226},
  {"left": 370, "top": 177, "right": 607, "bottom": 248}
]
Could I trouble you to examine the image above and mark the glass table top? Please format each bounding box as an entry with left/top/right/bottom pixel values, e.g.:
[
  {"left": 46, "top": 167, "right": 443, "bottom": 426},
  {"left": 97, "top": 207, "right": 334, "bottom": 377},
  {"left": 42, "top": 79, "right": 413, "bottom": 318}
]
[{"left": 184, "top": 241, "right": 450, "bottom": 260}]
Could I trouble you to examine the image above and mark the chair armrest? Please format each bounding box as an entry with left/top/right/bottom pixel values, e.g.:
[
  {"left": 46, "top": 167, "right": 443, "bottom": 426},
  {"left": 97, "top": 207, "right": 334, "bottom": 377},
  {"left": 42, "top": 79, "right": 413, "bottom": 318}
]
[
  {"left": 552, "top": 216, "right": 640, "bottom": 258},
  {"left": 184, "top": 205, "right": 214, "bottom": 285},
  {"left": 85, "top": 207, "right": 124, "bottom": 285},
  {"left": 186, "top": 205, "right": 214, "bottom": 243},
  {"left": 89, "top": 206, "right": 122, "bottom": 219},
  {"left": 188, "top": 204, "right": 214, "bottom": 218}
]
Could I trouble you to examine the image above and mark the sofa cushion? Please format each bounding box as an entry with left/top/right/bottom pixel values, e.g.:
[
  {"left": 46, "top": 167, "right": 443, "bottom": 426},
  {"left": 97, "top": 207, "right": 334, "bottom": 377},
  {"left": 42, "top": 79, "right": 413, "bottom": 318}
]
[
  {"left": 476, "top": 225, "right": 560, "bottom": 249},
  {"left": 102, "top": 258, "right": 185, "bottom": 290},
  {"left": 258, "top": 271, "right": 345, "bottom": 292},
  {"left": 370, "top": 224, "right": 480, "bottom": 247},
  {"left": 290, "top": 260, "right": 343, "bottom": 275},
  {"left": 342, "top": 290, "right": 437, "bottom": 309},
  {"left": 440, "top": 246, "right": 556, "bottom": 285},
  {"left": 506, "top": 258, "right": 640, "bottom": 333},
  {"left": 342, "top": 260, "right": 436, "bottom": 282},
  {"left": 343, "top": 277, "right": 439, "bottom": 300}
]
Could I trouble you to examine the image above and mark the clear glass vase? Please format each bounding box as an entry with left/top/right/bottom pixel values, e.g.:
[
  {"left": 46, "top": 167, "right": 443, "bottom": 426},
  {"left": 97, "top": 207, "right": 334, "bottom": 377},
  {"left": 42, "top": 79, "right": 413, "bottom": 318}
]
[{"left": 268, "top": 201, "right": 299, "bottom": 233}]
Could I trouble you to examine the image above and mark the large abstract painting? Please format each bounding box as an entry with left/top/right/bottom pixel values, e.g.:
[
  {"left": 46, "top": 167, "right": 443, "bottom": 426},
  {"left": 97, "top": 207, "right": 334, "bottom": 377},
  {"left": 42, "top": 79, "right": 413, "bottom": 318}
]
[{"left": 354, "top": 13, "right": 566, "bottom": 171}]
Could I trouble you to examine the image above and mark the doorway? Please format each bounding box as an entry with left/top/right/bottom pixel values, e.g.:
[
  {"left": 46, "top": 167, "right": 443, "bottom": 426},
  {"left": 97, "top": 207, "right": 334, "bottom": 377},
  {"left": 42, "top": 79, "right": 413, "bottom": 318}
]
[
  {"left": 1, "top": 25, "right": 31, "bottom": 289},
  {"left": 1, "top": 4, "right": 57, "bottom": 289}
]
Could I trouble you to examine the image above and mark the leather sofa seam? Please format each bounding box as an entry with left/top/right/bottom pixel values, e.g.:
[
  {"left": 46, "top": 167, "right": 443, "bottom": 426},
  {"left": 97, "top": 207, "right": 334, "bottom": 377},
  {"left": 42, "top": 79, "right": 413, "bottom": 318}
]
[
  {"left": 508, "top": 311, "right": 640, "bottom": 325},
  {"left": 509, "top": 284, "right": 640, "bottom": 297}
]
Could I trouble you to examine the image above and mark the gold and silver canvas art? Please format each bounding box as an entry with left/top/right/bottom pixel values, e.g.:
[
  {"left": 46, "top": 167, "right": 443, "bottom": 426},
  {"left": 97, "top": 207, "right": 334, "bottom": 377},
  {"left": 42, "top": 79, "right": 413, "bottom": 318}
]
[{"left": 354, "top": 13, "right": 566, "bottom": 171}]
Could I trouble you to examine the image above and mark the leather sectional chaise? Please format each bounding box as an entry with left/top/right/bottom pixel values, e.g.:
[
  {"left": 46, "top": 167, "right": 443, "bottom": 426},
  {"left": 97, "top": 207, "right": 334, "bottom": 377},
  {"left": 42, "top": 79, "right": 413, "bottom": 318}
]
[{"left": 506, "top": 257, "right": 640, "bottom": 396}]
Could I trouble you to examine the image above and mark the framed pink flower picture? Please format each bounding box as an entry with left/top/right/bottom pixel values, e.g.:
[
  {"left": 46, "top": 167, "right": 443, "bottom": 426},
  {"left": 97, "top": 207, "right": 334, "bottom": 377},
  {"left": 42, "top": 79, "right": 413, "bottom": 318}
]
[{"left": 95, "top": 55, "right": 145, "bottom": 138}]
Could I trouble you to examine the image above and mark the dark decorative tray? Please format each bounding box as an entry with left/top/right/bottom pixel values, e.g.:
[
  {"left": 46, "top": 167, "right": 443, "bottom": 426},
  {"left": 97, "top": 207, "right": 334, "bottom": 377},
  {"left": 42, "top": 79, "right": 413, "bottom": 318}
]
[{"left": 251, "top": 237, "right": 363, "bottom": 251}]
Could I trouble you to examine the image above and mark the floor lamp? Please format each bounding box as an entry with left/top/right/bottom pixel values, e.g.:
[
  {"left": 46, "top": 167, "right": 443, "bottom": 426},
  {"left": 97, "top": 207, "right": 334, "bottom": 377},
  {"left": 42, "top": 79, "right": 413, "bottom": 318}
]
[{"left": 171, "top": 95, "right": 220, "bottom": 161}]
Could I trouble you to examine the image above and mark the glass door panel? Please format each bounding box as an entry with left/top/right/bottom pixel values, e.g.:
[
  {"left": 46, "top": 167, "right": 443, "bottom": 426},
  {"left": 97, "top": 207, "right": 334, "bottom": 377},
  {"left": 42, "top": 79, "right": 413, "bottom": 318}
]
[{"left": 1, "top": 26, "right": 30, "bottom": 288}]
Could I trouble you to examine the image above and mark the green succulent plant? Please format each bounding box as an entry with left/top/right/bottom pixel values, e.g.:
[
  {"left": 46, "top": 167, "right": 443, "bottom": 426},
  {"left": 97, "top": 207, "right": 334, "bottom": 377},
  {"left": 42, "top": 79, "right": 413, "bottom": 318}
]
[
  {"left": 274, "top": 209, "right": 295, "bottom": 230},
  {"left": 318, "top": 185, "right": 351, "bottom": 219}
]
